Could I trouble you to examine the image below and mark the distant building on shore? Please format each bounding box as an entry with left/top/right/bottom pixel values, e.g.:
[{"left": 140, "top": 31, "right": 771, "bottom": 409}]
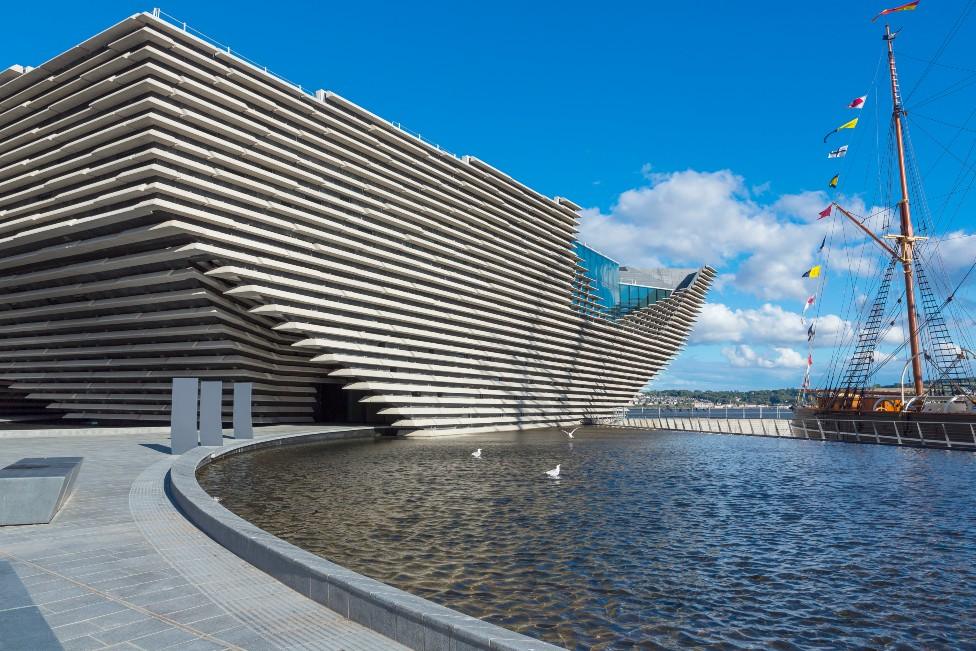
[{"left": 0, "top": 12, "right": 713, "bottom": 435}]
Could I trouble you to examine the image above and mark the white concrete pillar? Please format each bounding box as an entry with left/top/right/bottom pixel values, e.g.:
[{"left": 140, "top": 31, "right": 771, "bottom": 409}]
[
  {"left": 199, "top": 381, "right": 223, "bottom": 446},
  {"left": 170, "top": 378, "right": 199, "bottom": 455},
  {"left": 233, "top": 382, "right": 253, "bottom": 439}
]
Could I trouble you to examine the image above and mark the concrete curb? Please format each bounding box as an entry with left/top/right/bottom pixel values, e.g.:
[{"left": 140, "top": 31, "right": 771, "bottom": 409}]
[{"left": 169, "top": 429, "right": 565, "bottom": 651}]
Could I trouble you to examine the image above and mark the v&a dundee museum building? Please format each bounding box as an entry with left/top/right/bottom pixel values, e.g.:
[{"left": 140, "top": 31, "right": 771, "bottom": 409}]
[{"left": 0, "top": 12, "right": 713, "bottom": 436}]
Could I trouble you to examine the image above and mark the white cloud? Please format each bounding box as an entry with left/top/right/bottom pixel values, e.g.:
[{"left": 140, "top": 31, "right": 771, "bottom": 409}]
[
  {"left": 691, "top": 302, "right": 853, "bottom": 348},
  {"left": 585, "top": 165, "right": 976, "bottom": 388},
  {"left": 721, "top": 345, "right": 807, "bottom": 369},
  {"left": 579, "top": 169, "right": 782, "bottom": 269},
  {"left": 579, "top": 167, "right": 897, "bottom": 300}
]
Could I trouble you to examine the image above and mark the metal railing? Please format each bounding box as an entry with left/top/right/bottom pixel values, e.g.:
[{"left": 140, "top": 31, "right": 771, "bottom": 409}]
[
  {"left": 790, "top": 417, "right": 976, "bottom": 449},
  {"left": 625, "top": 406, "right": 793, "bottom": 420},
  {"left": 617, "top": 414, "right": 976, "bottom": 450}
]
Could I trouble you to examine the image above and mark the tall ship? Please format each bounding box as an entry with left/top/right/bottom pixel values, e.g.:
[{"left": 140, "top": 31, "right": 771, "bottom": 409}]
[
  {"left": 795, "top": 2, "right": 976, "bottom": 447},
  {"left": 0, "top": 11, "right": 713, "bottom": 435}
]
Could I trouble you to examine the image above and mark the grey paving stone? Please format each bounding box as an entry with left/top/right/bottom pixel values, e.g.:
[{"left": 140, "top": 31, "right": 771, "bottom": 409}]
[
  {"left": 20, "top": 572, "right": 69, "bottom": 589},
  {"left": 127, "top": 586, "right": 196, "bottom": 608},
  {"left": 59, "top": 634, "right": 111, "bottom": 650},
  {"left": 54, "top": 619, "right": 105, "bottom": 642},
  {"left": 30, "top": 583, "right": 95, "bottom": 605},
  {"left": 112, "top": 548, "right": 157, "bottom": 561},
  {"left": 144, "top": 594, "right": 212, "bottom": 617},
  {"left": 109, "top": 577, "right": 191, "bottom": 600},
  {"left": 42, "top": 592, "right": 106, "bottom": 613},
  {"left": 1, "top": 432, "right": 416, "bottom": 651},
  {"left": 48, "top": 553, "right": 119, "bottom": 571},
  {"left": 90, "top": 608, "right": 150, "bottom": 631},
  {"left": 90, "top": 571, "right": 176, "bottom": 591},
  {"left": 184, "top": 614, "right": 240, "bottom": 636},
  {"left": 93, "top": 617, "right": 173, "bottom": 646},
  {"left": 76, "top": 568, "right": 140, "bottom": 583},
  {"left": 127, "top": 626, "right": 200, "bottom": 650},
  {"left": 165, "top": 604, "right": 227, "bottom": 626},
  {"left": 43, "top": 599, "right": 131, "bottom": 627},
  {"left": 164, "top": 637, "right": 228, "bottom": 651},
  {"left": 207, "top": 625, "right": 278, "bottom": 651}
]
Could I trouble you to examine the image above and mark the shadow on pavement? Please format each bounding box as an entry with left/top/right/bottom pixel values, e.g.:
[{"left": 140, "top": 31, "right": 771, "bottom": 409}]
[
  {"left": 0, "top": 559, "right": 62, "bottom": 650},
  {"left": 138, "top": 443, "right": 171, "bottom": 454}
]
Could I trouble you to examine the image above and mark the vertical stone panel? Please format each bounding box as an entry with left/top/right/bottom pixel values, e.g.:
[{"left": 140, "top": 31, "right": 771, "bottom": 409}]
[
  {"left": 233, "top": 382, "right": 253, "bottom": 439},
  {"left": 171, "top": 378, "right": 199, "bottom": 455},
  {"left": 199, "top": 381, "right": 223, "bottom": 446}
]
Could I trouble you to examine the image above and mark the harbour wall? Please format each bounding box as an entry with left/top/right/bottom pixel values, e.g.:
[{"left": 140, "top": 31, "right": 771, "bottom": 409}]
[{"left": 620, "top": 417, "right": 796, "bottom": 438}]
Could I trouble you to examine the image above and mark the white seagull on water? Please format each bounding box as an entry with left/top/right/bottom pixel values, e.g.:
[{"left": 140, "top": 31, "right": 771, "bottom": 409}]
[
  {"left": 545, "top": 464, "right": 561, "bottom": 479},
  {"left": 561, "top": 427, "right": 579, "bottom": 439},
  {"left": 471, "top": 448, "right": 482, "bottom": 458}
]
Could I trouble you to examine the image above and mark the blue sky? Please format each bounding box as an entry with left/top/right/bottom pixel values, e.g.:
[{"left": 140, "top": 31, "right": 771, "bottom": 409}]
[{"left": 5, "top": 1, "right": 976, "bottom": 390}]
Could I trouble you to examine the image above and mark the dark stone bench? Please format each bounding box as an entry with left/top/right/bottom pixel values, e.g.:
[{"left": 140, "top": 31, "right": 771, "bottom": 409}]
[{"left": 0, "top": 457, "right": 82, "bottom": 525}]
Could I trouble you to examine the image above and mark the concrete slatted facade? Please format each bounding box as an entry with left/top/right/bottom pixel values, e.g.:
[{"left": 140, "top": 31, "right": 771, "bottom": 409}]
[{"left": 0, "top": 13, "right": 714, "bottom": 435}]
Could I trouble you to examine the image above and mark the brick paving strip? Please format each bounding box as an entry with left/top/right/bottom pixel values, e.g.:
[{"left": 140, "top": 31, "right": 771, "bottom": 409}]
[{"left": 0, "top": 430, "right": 406, "bottom": 650}]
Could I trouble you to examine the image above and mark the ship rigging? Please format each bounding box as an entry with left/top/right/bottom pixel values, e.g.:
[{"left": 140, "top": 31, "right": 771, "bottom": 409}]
[{"left": 800, "top": 3, "right": 976, "bottom": 424}]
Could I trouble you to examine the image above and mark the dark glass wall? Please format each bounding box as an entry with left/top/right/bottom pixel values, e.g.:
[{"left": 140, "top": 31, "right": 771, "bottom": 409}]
[
  {"left": 574, "top": 242, "right": 619, "bottom": 312},
  {"left": 573, "top": 242, "right": 673, "bottom": 320}
]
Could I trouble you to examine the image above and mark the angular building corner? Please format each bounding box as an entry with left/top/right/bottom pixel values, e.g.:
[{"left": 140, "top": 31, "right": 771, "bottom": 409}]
[{"left": 0, "top": 13, "right": 714, "bottom": 435}]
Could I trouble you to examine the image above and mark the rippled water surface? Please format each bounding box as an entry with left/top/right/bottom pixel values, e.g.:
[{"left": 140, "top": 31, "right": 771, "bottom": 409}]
[{"left": 198, "top": 430, "right": 976, "bottom": 649}]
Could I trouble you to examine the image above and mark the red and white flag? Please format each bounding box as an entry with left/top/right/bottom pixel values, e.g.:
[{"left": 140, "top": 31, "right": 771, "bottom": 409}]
[
  {"left": 849, "top": 95, "right": 867, "bottom": 109},
  {"left": 803, "top": 294, "right": 816, "bottom": 314}
]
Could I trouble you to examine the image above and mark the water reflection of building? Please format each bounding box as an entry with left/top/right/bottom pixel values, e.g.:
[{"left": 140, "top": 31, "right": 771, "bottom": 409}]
[{"left": 0, "top": 13, "right": 714, "bottom": 435}]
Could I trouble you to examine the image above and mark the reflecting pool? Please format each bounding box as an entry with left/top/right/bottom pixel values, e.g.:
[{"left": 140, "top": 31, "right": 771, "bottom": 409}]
[{"left": 198, "top": 429, "right": 976, "bottom": 650}]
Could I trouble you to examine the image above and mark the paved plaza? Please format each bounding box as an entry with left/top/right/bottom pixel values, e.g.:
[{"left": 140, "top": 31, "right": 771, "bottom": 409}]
[{"left": 0, "top": 429, "right": 404, "bottom": 650}]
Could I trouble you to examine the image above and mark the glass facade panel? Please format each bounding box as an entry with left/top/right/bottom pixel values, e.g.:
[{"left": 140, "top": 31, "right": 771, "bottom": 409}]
[
  {"left": 616, "top": 284, "right": 671, "bottom": 318},
  {"left": 573, "top": 242, "right": 674, "bottom": 320},
  {"left": 574, "top": 242, "right": 619, "bottom": 312}
]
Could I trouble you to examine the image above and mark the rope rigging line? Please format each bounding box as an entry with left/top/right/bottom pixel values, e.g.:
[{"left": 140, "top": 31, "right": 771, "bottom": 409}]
[
  {"left": 904, "top": 116, "right": 976, "bottom": 284},
  {"left": 903, "top": 0, "right": 976, "bottom": 103},
  {"left": 909, "top": 72, "right": 976, "bottom": 111},
  {"left": 822, "top": 112, "right": 898, "bottom": 393},
  {"left": 867, "top": 252, "right": 976, "bottom": 382},
  {"left": 812, "top": 57, "right": 885, "bottom": 371},
  {"left": 903, "top": 116, "right": 976, "bottom": 257},
  {"left": 815, "top": 8, "right": 976, "bottom": 397},
  {"left": 899, "top": 51, "right": 976, "bottom": 75}
]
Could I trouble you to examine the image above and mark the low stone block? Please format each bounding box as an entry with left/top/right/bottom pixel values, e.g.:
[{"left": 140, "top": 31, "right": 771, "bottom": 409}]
[{"left": 0, "top": 457, "right": 82, "bottom": 525}]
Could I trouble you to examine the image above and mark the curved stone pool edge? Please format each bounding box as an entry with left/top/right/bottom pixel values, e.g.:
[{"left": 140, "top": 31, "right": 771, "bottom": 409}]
[{"left": 169, "top": 429, "right": 565, "bottom": 651}]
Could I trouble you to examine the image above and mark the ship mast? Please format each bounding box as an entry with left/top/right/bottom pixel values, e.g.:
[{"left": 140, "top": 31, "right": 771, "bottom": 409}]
[{"left": 884, "top": 24, "right": 925, "bottom": 400}]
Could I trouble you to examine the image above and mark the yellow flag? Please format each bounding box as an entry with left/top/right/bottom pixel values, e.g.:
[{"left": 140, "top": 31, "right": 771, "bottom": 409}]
[
  {"left": 829, "top": 174, "right": 839, "bottom": 188},
  {"left": 824, "top": 117, "right": 859, "bottom": 142},
  {"left": 803, "top": 265, "right": 822, "bottom": 279}
]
